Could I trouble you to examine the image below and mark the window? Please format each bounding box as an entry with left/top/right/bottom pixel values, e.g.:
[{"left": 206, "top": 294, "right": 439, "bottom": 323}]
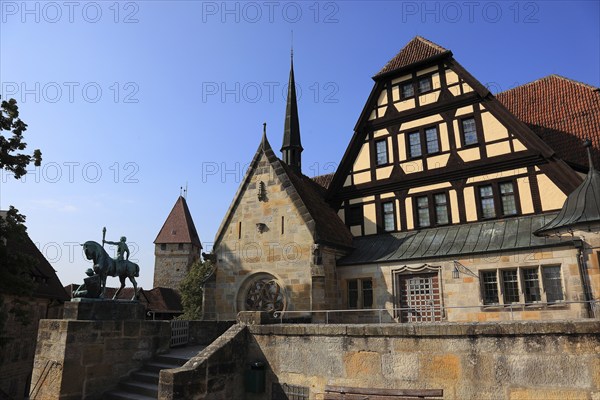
[
  {"left": 347, "top": 278, "right": 373, "bottom": 309},
  {"left": 480, "top": 266, "right": 564, "bottom": 306},
  {"left": 479, "top": 185, "right": 496, "bottom": 218},
  {"left": 434, "top": 193, "right": 449, "bottom": 225},
  {"left": 408, "top": 132, "right": 422, "bottom": 158},
  {"left": 425, "top": 127, "right": 439, "bottom": 153},
  {"left": 382, "top": 201, "right": 395, "bottom": 232},
  {"left": 346, "top": 205, "right": 363, "bottom": 227},
  {"left": 418, "top": 76, "right": 432, "bottom": 93},
  {"left": 160, "top": 243, "right": 166, "bottom": 250},
  {"left": 542, "top": 266, "right": 564, "bottom": 303},
  {"left": 481, "top": 271, "right": 499, "bottom": 305},
  {"left": 414, "top": 192, "right": 450, "bottom": 228},
  {"left": 461, "top": 117, "right": 478, "bottom": 146},
  {"left": 477, "top": 181, "right": 520, "bottom": 220},
  {"left": 375, "top": 139, "right": 388, "bottom": 166},
  {"left": 400, "top": 82, "right": 414, "bottom": 99},
  {"left": 501, "top": 270, "right": 519, "bottom": 304},
  {"left": 416, "top": 196, "right": 430, "bottom": 227},
  {"left": 522, "top": 268, "right": 541, "bottom": 303},
  {"left": 406, "top": 126, "right": 439, "bottom": 158},
  {"left": 178, "top": 243, "right": 183, "bottom": 250},
  {"left": 500, "top": 182, "right": 517, "bottom": 215}
]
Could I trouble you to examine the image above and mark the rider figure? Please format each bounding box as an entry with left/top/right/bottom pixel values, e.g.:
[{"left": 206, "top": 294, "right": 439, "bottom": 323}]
[{"left": 103, "top": 236, "right": 130, "bottom": 261}]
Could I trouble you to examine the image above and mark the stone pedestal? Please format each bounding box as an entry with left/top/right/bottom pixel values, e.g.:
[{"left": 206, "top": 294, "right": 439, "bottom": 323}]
[
  {"left": 64, "top": 299, "right": 146, "bottom": 320},
  {"left": 30, "top": 300, "right": 170, "bottom": 400}
]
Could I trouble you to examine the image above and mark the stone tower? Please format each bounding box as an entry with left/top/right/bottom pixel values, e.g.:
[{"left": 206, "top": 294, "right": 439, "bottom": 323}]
[{"left": 153, "top": 196, "right": 202, "bottom": 291}]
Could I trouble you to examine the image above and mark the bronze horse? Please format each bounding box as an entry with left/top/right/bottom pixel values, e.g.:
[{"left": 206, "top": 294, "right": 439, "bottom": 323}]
[{"left": 82, "top": 241, "right": 140, "bottom": 300}]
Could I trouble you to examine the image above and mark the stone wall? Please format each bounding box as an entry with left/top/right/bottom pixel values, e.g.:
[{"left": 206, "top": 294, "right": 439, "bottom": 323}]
[
  {"left": 187, "top": 320, "right": 235, "bottom": 345},
  {"left": 153, "top": 243, "right": 200, "bottom": 291},
  {"left": 212, "top": 153, "right": 316, "bottom": 320},
  {"left": 30, "top": 319, "right": 170, "bottom": 399},
  {"left": 337, "top": 244, "right": 597, "bottom": 323},
  {"left": 245, "top": 321, "right": 600, "bottom": 400},
  {"left": 0, "top": 295, "right": 59, "bottom": 399},
  {"left": 158, "top": 324, "right": 247, "bottom": 399}
]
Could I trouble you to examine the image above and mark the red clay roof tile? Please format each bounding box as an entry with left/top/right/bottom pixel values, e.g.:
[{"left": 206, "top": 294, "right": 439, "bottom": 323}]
[
  {"left": 496, "top": 75, "right": 600, "bottom": 169},
  {"left": 375, "top": 36, "right": 449, "bottom": 77},
  {"left": 154, "top": 196, "right": 202, "bottom": 247}
]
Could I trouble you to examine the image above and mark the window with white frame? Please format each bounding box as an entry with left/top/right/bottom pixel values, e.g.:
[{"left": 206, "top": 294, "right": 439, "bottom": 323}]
[
  {"left": 347, "top": 278, "right": 373, "bottom": 309},
  {"left": 480, "top": 265, "right": 564, "bottom": 306}
]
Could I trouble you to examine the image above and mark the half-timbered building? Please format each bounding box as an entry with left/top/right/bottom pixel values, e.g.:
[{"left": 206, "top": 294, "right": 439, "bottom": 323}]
[{"left": 205, "top": 36, "right": 599, "bottom": 323}]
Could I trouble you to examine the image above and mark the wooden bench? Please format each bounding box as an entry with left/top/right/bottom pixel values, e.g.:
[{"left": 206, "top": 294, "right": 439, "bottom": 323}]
[{"left": 324, "top": 385, "right": 443, "bottom": 400}]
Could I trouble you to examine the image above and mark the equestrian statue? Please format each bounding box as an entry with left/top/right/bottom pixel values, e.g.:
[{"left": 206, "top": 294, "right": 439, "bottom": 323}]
[{"left": 80, "top": 227, "right": 140, "bottom": 300}]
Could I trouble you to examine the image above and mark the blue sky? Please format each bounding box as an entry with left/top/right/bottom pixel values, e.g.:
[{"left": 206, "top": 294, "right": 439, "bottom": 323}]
[{"left": 1, "top": 1, "right": 599, "bottom": 289}]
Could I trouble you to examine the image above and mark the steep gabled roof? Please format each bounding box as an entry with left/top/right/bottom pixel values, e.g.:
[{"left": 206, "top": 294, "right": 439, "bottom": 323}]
[
  {"left": 154, "top": 196, "right": 202, "bottom": 248},
  {"left": 312, "top": 173, "right": 335, "bottom": 190},
  {"left": 496, "top": 75, "right": 600, "bottom": 169},
  {"left": 374, "top": 36, "right": 451, "bottom": 78},
  {"left": 214, "top": 130, "right": 353, "bottom": 250},
  {"left": 282, "top": 164, "right": 354, "bottom": 249},
  {"left": 1, "top": 214, "right": 70, "bottom": 302}
]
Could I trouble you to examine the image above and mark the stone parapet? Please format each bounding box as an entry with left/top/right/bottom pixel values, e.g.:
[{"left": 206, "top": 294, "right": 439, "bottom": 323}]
[
  {"left": 63, "top": 299, "right": 146, "bottom": 320},
  {"left": 158, "top": 324, "right": 248, "bottom": 400},
  {"left": 30, "top": 319, "right": 170, "bottom": 400}
]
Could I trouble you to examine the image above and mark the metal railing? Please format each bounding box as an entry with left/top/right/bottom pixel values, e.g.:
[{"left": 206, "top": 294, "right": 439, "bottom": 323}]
[
  {"left": 272, "top": 300, "right": 599, "bottom": 324},
  {"left": 170, "top": 320, "right": 189, "bottom": 347}
]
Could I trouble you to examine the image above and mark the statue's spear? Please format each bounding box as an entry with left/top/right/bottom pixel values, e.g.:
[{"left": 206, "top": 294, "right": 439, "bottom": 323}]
[{"left": 102, "top": 227, "right": 106, "bottom": 248}]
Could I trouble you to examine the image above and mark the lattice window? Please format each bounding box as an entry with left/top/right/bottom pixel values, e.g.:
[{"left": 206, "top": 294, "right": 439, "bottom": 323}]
[
  {"left": 479, "top": 185, "right": 496, "bottom": 219},
  {"left": 425, "top": 126, "right": 439, "bottom": 153},
  {"left": 481, "top": 270, "right": 499, "bottom": 305},
  {"left": 542, "top": 266, "right": 564, "bottom": 303},
  {"left": 382, "top": 201, "right": 395, "bottom": 232},
  {"left": 522, "top": 268, "right": 541, "bottom": 303},
  {"left": 462, "top": 117, "right": 478, "bottom": 145},
  {"left": 408, "top": 132, "right": 422, "bottom": 157},
  {"left": 416, "top": 196, "right": 430, "bottom": 227},
  {"left": 500, "top": 182, "right": 517, "bottom": 215},
  {"left": 376, "top": 139, "right": 388, "bottom": 165},
  {"left": 501, "top": 270, "right": 520, "bottom": 304}
]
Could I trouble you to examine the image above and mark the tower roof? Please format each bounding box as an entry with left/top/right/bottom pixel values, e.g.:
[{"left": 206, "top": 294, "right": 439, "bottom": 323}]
[
  {"left": 154, "top": 196, "right": 202, "bottom": 248},
  {"left": 374, "top": 36, "right": 451, "bottom": 78},
  {"left": 281, "top": 54, "right": 303, "bottom": 153}
]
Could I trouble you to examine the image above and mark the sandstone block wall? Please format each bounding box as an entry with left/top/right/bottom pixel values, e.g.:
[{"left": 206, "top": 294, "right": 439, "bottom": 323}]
[
  {"left": 212, "top": 154, "right": 316, "bottom": 320},
  {"left": 337, "top": 245, "right": 596, "bottom": 323},
  {"left": 30, "top": 319, "right": 170, "bottom": 400},
  {"left": 246, "top": 321, "right": 600, "bottom": 400},
  {"left": 159, "top": 324, "right": 247, "bottom": 399}
]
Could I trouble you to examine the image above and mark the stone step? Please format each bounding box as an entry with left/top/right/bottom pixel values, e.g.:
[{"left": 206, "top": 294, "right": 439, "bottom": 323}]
[
  {"left": 154, "top": 354, "right": 188, "bottom": 366},
  {"left": 103, "top": 389, "right": 156, "bottom": 400},
  {"left": 130, "top": 370, "right": 160, "bottom": 385},
  {"left": 103, "top": 345, "right": 205, "bottom": 400},
  {"left": 143, "top": 361, "right": 182, "bottom": 373},
  {"left": 118, "top": 381, "right": 158, "bottom": 398}
]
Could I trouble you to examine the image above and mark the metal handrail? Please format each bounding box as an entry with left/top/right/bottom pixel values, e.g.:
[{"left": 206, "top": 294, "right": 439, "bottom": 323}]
[{"left": 272, "top": 300, "right": 599, "bottom": 324}]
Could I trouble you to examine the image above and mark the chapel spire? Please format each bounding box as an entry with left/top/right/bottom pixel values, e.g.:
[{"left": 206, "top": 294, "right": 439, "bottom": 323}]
[{"left": 281, "top": 49, "right": 303, "bottom": 173}]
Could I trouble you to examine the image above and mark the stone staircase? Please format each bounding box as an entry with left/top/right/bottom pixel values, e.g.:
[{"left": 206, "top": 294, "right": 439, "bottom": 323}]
[{"left": 103, "top": 345, "right": 205, "bottom": 400}]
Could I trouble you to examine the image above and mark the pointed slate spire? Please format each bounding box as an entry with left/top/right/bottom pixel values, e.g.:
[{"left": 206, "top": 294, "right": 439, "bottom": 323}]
[{"left": 281, "top": 49, "right": 303, "bottom": 173}]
